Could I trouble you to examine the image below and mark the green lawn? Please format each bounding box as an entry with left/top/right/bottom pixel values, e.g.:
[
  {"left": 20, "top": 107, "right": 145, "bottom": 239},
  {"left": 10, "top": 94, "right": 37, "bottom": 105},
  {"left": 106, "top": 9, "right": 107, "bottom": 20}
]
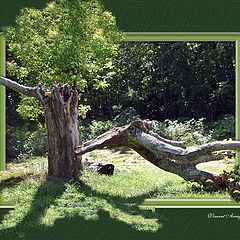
[{"left": 0, "top": 148, "right": 233, "bottom": 238}]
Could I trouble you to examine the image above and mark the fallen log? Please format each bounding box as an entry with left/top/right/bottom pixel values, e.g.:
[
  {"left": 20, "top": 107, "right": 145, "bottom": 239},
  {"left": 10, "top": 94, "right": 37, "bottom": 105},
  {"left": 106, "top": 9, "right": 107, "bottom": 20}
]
[{"left": 76, "top": 120, "right": 240, "bottom": 182}]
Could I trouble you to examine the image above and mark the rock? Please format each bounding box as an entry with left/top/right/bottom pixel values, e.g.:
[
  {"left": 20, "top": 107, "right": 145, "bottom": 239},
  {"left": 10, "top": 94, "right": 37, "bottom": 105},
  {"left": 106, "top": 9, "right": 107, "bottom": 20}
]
[
  {"left": 82, "top": 158, "right": 94, "bottom": 168},
  {"left": 88, "top": 163, "right": 115, "bottom": 175}
]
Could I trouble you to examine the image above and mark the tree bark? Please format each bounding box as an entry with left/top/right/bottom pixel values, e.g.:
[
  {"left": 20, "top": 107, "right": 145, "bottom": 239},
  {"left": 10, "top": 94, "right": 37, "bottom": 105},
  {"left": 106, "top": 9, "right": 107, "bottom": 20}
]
[
  {"left": 42, "top": 84, "right": 82, "bottom": 179},
  {"left": 76, "top": 119, "right": 240, "bottom": 182}
]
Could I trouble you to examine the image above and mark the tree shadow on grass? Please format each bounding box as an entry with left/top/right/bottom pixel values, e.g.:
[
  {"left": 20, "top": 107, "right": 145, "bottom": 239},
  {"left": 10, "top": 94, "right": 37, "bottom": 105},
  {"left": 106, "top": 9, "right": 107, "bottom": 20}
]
[
  {"left": 0, "top": 177, "right": 20, "bottom": 224},
  {"left": 77, "top": 180, "right": 158, "bottom": 220},
  {"left": 0, "top": 176, "right": 26, "bottom": 208},
  {"left": 0, "top": 180, "right": 66, "bottom": 239},
  {"left": 0, "top": 178, "right": 163, "bottom": 240},
  {"left": 0, "top": 176, "right": 25, "bottom": 192}
]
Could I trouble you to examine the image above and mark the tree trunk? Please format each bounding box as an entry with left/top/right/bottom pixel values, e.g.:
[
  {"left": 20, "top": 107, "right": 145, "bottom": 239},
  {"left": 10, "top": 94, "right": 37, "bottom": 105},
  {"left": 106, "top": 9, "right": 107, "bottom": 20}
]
[
  {"left": 42, "top": 84, "right": 82, "bottom": 179},
  {"left": 0, "top": 77, "right": 82, "bottom": 179}
]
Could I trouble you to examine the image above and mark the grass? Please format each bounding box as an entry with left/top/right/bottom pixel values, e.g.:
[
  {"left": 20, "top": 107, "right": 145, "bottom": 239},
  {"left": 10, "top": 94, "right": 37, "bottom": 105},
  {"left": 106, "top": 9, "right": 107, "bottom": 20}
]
[{"left": 0, "top": 148, "right": 234, "bottom": 238}]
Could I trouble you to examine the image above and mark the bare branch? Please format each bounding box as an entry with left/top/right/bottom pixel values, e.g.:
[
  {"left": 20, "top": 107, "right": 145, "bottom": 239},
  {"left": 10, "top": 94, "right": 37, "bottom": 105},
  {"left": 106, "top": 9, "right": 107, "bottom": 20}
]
[
  {"left": 148, "top": 130, "right": 186, "bottom": 148},
  {"left": 76, "top": 126, "right": 128, "bottom": 154},
  {"left": 186, "top": 141, "right": 240, "bottom": 163},
  {"left": 0, "top": 76, "right": 39, "bottom": 98}
]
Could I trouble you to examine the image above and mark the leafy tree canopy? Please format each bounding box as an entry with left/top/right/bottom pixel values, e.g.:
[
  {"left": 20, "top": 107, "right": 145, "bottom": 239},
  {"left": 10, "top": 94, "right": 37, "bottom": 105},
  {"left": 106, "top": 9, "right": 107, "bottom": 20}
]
[{"left": 5, "top": 0, "right": 122, "bottom": 119}]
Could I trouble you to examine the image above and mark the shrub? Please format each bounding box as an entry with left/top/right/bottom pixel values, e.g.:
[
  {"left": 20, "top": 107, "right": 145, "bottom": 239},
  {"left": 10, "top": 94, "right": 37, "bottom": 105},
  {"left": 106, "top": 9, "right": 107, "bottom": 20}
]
[
  {"left": 112, "top": 106, "right": 139, "bottom": 126},
  {"left": 81, "top": 120, "right": 113, "bottom": 141},
  {"left": 192, "top": 171, "right": 240, "bottom": 202},
  {"left": 211, "top": 115, "right": 235, "bottom": 140},
  {"left": 81, "top": 107, "right": 139, "bottom": 141},
  {"left": 6, "top": 124, "right": 48, "bottom": 160},
  {"left": 152, "top": 118, "right": 211, "bottom": 146},
  {"left": 82, "top": 116, "right": 212, "bottom": 146},
  {"left": 6, "top": 125, "right": 27, "bottom": 160},
  {"left": 24, "top": 124, "right": 48, "bottom": 156}
]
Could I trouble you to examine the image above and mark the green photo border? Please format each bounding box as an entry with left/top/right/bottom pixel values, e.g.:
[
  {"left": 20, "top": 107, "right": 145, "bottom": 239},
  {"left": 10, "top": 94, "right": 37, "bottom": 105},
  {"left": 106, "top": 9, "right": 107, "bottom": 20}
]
[
  {"left": 124, "top": 32, "right": 240, "bottom": 207},
  {"left": 0, "top": 35, "right": 5, "bottom": 172},
  {"left": 0, "top": 35, "right": 9, "bottom": 207}
]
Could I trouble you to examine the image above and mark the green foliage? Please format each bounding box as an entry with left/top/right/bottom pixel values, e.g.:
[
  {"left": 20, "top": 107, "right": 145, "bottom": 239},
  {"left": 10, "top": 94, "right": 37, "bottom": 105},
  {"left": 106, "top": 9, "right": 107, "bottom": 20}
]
[
  {"left": 5, "top": 0, "right": 122, "bottom": 86},
  {"left": 6, "top": 125, "right": 47, "bottom": 160},
  {"left": 87, "top": 41, "right": 234, "bottom": 122},
  {"left": 17, "top": 96, "right": 44, "bottom": 120},
  {"left": 6, "top": 89, "right": 26, "bottom": 127},
  {"left": 24, "top": 125, "right": 48, "bottom": 156},
  {"left": 112, "top": 106, "right": 139, "bottom": 125},
  {"left": 211, "top": 115, "right": 235, "bottom": 140},
  {"left": 81, "top": 107, "right": 139, "bottom": 141},
  {"left": 78, "top": 104, "right": 91, "bottom": 119},
  {"left": 193, "top": 171, "right": 240, "bottom": 202},
  {"left": 81, "top": 116, "right": 211, "bottom": 146},
  {"left": 81, "top": 120, "right": 113, "bottom": 141},
  {"left": 5, "top": 0, "right": 122, "bottom": 120},
  {"left": 152, "top": 118, "right": 211, "bottom": 146},
  {"left": 6, "top": 126, "right": 27, "bottom": 160},
  {"left": 226, "top": 172, "right": 240, "bottom": 202}
]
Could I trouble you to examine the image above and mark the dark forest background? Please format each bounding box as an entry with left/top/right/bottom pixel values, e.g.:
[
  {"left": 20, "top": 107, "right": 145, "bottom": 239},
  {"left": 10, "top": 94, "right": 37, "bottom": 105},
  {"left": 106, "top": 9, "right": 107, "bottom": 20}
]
[{"left": 84, "top": 41, "right": 235, "bottom": 121}]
